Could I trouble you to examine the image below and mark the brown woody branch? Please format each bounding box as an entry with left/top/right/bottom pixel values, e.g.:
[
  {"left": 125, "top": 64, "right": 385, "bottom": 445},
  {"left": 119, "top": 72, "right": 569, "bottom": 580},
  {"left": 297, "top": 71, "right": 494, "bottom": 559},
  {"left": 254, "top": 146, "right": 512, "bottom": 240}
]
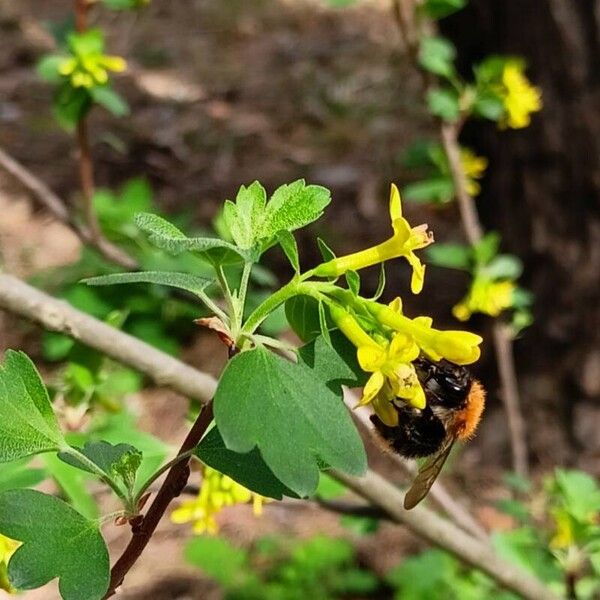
[{"left": 0, "top": 273, "right": 558, "bottom": 600}]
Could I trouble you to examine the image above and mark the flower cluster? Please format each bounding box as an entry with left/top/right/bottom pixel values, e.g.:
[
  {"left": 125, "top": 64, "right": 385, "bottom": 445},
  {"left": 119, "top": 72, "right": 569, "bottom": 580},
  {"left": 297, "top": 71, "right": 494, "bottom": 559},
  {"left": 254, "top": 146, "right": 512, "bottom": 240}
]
[
  {"left": 171, "top": 465, "right": 267, "bottom": 535},
  {"left": 57, "top": 30, "right": 127, "bottom": 89},
  {"left": 312, "top": 185, "right": 482, "bottom": 424},
  {"left": 452, "top": 277, "right": 515, "bottom": 321},
  {"left": 460, "top": 148, "right": 488, "bottom": 197},
  {"left": 0, "top": 533, "right": 19, "bottom": 593}
]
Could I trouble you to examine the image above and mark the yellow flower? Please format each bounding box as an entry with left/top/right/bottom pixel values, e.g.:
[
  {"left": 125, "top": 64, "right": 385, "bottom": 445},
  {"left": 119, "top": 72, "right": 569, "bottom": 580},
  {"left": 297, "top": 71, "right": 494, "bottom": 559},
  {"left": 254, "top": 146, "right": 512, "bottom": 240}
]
[
  {"left": 314, "top": 184, "right": 433, "bottom": 294},
  {"left": 59, "top": 54, "right": 126, "bottom": 89},
  {"left": 460, "top": 148, "right": 488, "bottom": 197},
  {"left": 171, "top": 466, "right": 268, "bottom": 535},
  {"left": 499, "top": 62, "right": 542, "bottom": 129},
  {"left": 0, "top": 533, "right": 20, "bottom": 593},
  {"left": 549, "top": 509, "right": 575, "bottom": 550},
  {"left": 452, "top": 278, "right": 515, "bottom": 321},
  {"left": 367, "top": 301, "right": 482, "bottom": 365},
  {"left": 357, "top": 332, "right": 425, "bottom": 413}
]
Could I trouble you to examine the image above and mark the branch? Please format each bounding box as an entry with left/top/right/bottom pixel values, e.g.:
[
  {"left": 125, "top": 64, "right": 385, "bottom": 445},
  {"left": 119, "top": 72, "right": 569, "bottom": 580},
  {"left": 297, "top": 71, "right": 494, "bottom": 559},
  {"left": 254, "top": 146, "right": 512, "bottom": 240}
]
[
  {"left": 0, "top": 146, "right": 138, "bottom": 269},
  {"left": 331, "top": 469, "right": 560, "bottom": 600},
  {"left": 0, "top": 273, "right": 558, "bottom": 599},
  {"left": 0, "top": 274, "right": 216, "bottom": 404},
  {"left": 104, "top": 403, "right": 214, "bottom": 598},
  {"left": 394, "top": 0, "right": 529, "bottom": 478}
]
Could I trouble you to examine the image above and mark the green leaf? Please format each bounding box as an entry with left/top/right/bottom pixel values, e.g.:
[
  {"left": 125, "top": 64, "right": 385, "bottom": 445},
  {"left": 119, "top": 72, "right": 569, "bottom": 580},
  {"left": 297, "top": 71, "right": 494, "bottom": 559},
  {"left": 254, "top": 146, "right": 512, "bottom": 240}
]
[
  {"left": 554, "top": 469, "right": 600, "bottom": 521},
  {"left": 277, "top": 230, "right": 300, "bottom": 273},
  {"left": 285, "top": 295, "right": 324, "bottom": 343},
  {"left": 135, "top": 213, "right": 248, "bottom": 263},
  {"left": 473, "top": 231, "right": 501, "bottom": 265},
  {"left": 315, "top": 472, "right": 347, "bottom": 500},
  {"left": 43, "top": 454, "right": 98, "bottom": 520},
  {"left": 427, "top": 87, "right": 460, "bottom": 121},
  {"left": 59, "top": 441, "right": 142, "bottom": 492},
  {"left": 37, "top": 54, "right": 65, "bottom": 83},
  {"left": 0, "top": 460, "right": 46, "bottom": 493},
  {"left": 418, "top": 36, "right": 456, "bottom": 79},
  {"left": 318, "top": 301, "right": 332, "bottom": 347},
  {"left": 223, "top": 181, "right": 267, "bottom": 250},
  {"left": 184, "top": 537, "right": 249, "bottom": 587},
  {"left": 259, "top": 180, "right": 331, "bottom": 240},
  {"left": 345, "top": 270, "right": 360, "bottom": 296},
  {"left": 0, "top": 351, "right": 65, "bottom": 463},
  {"left": 403, "top": 177, "right": 454, "bottom": 204},
  {"left": 484, "top": 255, "right": 523, "bottom": 280},
  {"left": 195, "top": 426, "right": 298, "bottom": 499},
  {"left": 371, "top": 264, "right": 386, "bottom": 300},
  {"left": 213, "top": 345, "right": 367, "bottom": 497},
  {"left": 0, "top": 489, "right": 110, "bottom": 600},
  {"left": 83, "top": 271, "right": 213, "bottom": 298},
  {"left": 317, "top": 237, "right": 336, "bottom": 262},
  {"left": 53, "top": 84, "right": 92, "bottom": 129},
  {"left": 421, "top": 0, "right": 467, "bottom": 18},
  {"left": 101, "top": 0, "right": 144, "bottom": 9},
  {"left": 473, "top": 91, "right": 505, "bottom": 121},
  {"left": 426, "top": 243, "right": 472, "bottom": 270},
  {"left": 89, "top": 86, "right": 130, "bottom": 117}
]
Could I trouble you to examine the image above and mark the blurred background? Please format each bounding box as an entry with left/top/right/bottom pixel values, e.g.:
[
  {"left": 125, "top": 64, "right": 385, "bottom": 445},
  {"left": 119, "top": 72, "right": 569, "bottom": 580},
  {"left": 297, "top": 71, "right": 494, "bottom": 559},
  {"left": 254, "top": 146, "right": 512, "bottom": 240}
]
[{"left": 0, "top": 0, "right": 598, "bottom": 598}]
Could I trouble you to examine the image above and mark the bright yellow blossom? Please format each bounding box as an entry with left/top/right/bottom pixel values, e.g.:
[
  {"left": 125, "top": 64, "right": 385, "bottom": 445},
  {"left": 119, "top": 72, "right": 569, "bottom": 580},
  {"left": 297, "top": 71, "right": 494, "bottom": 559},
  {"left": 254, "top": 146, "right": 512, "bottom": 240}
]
[
  {"left": 0, "top": 533, "right": 20, "bottom": 593},
  {"left": 452, "top": 278, "right": 515, "bottom": 321},
  {"left": 58, "top": 30, "right": 126, "bottom": 89},
  {"left": 171, "top": 465, "right": 268, "bottom": 535},
  {"left": 367, "top": 301, "right": 482, "bottom": 365},
  {"left": 499, "top": 62, "right": 542, "bottom": 129},
  {"left": 460, "top": 148, "right": 488, "bottom": 197},
  {"left": 314, "top": 184, "right": 433, "bottom": 294}
]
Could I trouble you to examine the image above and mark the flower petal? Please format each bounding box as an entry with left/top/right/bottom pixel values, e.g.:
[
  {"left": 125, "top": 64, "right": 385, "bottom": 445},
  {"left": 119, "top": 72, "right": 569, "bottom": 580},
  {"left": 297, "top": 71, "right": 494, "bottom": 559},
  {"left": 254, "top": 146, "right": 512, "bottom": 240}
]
[
  {"left": 389, "top": 183, "right": 403, "bottom": 221},
  {"left": 373, "top": 393, "right": 399, "bottom": 427},
  {"left": 357, "top": 371, "right": 385, "bottom": 406},
  {"left": 406, "top": 252, "right": 426, "bottom": 294},
  {"left": 357, "top": 345, "right": 386, "bottom": 372}
]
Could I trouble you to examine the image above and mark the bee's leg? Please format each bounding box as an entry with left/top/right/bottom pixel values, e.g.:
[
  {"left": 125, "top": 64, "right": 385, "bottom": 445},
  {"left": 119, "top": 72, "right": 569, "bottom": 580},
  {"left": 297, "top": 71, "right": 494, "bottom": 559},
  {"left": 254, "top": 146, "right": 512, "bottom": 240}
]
[{"left": 370, "top": 406, "right": 446, "bottom": 458}]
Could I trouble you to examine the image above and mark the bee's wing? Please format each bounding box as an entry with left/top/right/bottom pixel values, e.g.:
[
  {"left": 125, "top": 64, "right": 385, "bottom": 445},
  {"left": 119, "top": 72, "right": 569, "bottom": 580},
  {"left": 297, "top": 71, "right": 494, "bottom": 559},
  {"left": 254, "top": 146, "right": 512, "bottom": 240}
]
[{"left": 403, "top": 438, "right": 455, "bottom": 510}]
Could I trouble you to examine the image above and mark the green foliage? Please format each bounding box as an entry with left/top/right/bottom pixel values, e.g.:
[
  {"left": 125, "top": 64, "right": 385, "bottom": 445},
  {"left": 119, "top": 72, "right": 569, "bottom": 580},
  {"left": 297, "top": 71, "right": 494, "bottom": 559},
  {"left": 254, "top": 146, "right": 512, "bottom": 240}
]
[
  {"left": 213, "top": 340, "right": 367, "bottom": 497},
  {"left": 101, "top": 0, "right": 149, "bottom": 10},
  {"left": 0, "top": 460, "right": 46, "bottom": 493},
  {"left": 426, "top": 243, "right": 472, "bottom": 270},
  {"left": 418, "top": 36, "right": 457, "bottom": 79},
  {"left": 0, "top": 490, "right": 109, "bottom": 600},
  {"left": 420, "top": 0, "right": 467, "bottom": 19},
  {"left": 195, "top": 427, "right": 298, "bottom": 499},
  {"left": 185, "top": 534, "right": 380, "bottom": 600},
  {"left": 427, "top": 87, "right": 460, "bottom": 122},
  {"left": 0, "top": 351, "right": 65, "bottom": 463}
]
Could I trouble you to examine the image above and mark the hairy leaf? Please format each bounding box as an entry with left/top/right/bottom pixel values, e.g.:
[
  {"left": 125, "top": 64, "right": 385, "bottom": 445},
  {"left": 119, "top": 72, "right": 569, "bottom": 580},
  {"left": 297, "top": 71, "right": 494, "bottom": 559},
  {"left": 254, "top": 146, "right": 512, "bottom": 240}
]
[
  {"left": 83, "top": 271, "right": 213, "bottom": 297},
  {"left": 0, "top": 351, "right": 65, "bottom": 462},
  {"left": 0, "top": 489, "right": 110, "bottom": 600}
]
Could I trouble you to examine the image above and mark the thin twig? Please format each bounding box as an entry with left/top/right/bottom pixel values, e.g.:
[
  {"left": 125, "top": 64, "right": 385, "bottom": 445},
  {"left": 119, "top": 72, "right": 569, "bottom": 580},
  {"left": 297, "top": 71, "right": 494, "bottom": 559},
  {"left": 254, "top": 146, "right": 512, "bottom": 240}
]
[
  {"left": 104, "top": 403, "right": 214, "bottom": 598},
  {"left": 0, "top": 146, "right": 138, "bottom": 268},
  {"left": 331, "top": 469, "right": 560, "bottom": 600},
  {"left": 0, "top": 274, "right": 216, "bottom": 403},
  {"left": 315, "top": 498, "right": 388, "bottom": 520},
  {"left": 0, "top": 273, "right": 557, "bottom": 600},
  {"left": 393, "top": 0, "right": 529, "bottom": 478}
]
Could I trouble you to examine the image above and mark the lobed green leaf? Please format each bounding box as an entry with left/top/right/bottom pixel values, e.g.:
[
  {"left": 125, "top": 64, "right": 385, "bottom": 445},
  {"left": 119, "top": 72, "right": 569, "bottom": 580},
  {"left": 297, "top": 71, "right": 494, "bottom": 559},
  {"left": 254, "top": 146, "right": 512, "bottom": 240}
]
[{"left": 0, "top": 489, "right": 110, "bottom": 600}]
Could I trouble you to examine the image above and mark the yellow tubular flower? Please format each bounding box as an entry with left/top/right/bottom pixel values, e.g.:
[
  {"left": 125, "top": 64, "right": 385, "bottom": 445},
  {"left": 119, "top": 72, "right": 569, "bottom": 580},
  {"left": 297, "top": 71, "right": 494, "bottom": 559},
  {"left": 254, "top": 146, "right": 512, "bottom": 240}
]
[
  {"left": 460, "top": 148, "right": 488, "bottom": 197},
  {"left": 499, "top": 62, "right": 542, "bottom": 129},
  {"left": 314, "top": 184, "right": 433, "bottom": 294},
  {"left": 0, "top": 533, "right": 20, "bottom": 593},
  {"left": 367, "top": 301, "right": 482, "bottom": 365},
  {"left": 452, "top": 278, "right": 515, "bottom": 321},
  {"left": 171, "top": 466, "right": 268, "bottom": 535},
  {"left": 58, "top": 48, "right": 126, "bottom": 89}
]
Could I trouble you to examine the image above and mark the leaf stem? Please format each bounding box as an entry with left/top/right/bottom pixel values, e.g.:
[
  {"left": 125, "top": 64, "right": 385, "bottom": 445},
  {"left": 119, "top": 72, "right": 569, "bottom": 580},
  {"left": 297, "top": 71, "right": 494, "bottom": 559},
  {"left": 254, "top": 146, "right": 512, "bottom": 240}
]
[
  {"left": 133, "top": 448, "right": 196, "bottom": 504},
  {"left": 236, "top": 262, "right": 253, "bottom": 324},
  {"left": 196, "top": 289, "right": 230, "bottom": 325},
  {"left": 62, "top": 446, "right": 131, "bottom": 509},
  {"left": 217, "top": 265, "right": 237, "bottom": 329}
]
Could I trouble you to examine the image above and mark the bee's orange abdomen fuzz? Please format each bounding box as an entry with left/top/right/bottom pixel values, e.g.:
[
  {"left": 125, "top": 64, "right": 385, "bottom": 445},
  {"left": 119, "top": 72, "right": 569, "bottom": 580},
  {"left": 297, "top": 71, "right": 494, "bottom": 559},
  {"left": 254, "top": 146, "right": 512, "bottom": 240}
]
[{"left": 456, "top": 379, "right": 485, "bottom": 440}]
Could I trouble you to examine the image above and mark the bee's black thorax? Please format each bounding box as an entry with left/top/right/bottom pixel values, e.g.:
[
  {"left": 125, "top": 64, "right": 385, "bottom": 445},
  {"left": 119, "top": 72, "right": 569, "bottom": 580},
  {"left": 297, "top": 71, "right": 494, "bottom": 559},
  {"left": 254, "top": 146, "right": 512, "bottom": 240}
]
[{"left": 371, "top": 357, "right": 475, "bottom": 459}]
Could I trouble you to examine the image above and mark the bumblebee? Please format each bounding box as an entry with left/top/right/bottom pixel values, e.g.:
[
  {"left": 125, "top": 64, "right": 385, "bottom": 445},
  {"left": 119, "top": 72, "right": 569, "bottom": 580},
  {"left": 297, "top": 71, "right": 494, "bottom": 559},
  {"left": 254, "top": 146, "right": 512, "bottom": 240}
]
[{"left": 370, "top": 356, "right": 485, "bottom": 509}]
